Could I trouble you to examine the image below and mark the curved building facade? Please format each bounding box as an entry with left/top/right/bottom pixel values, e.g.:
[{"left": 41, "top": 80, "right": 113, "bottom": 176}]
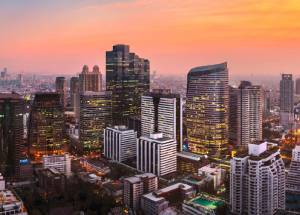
[{"left": 186, "top": 62, "right": 229, "bottom": 156}]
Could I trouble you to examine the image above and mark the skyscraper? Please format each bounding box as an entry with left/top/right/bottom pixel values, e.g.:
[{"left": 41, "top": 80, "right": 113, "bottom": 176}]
[
  {"left": 0, "top": 93, "right": 23, "bottom": 179},
  {"left": 79, "top": 65, "right": 102, "bottom": 93},
  {"left": 28, "top": 93, "right": 65, "bottom": 161},
  {"left": 230, "top": 141, "right": 285, "bottom": 215},
  {"left": 79, "top": 91, "right": 112, "bottom": 154},
  {"left": 186, "top": 62, "right": 229, "bottom": 156},
  {"left": 280, "top": 74, "right": 294, "bottom": 128},
  {"left": 296, "top": 78, "right": 300, "bottom": 95},
  {"left": 137, "top": 133, "right": 177, "bottom": 176},
  {"left": 141, "top": 89, "right": 183, "bottom": 151},
  {"left": 229, "top": 81, "right": 263, "bottom": 146},
  {"left": 70, "top": 77, "right": 80, "bottom": 119},
  {"left": 55, "top": 77, "right": 67, "bottom": 108},
  {"left": 106, "top": 44, "right": 150, "bottom": 124}
]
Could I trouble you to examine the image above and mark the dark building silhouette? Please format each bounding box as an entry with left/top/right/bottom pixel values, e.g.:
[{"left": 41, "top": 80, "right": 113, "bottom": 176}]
[
  {"left": 55, "top": 77, "right": 67, "bottom": 108},
  {"left": 0, "top": 93, "right": 23, "bottom": 179},
  {"left": 28, "top": 93, "right": 65, "bottom": 161},
  {"left": 106, "top": 44, "right": 150, "bottom": 124}
]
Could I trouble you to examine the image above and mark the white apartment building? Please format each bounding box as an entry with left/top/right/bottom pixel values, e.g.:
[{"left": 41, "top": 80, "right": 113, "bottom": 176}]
[
  {"left": 137, "top": 133, "right": 177, "bottom": 176},
  {"left": 230, "top": 141, "right": 285, "bottom": 215},
  {"left": 286, "top": 145, "right": 300, "bottom": 192},
  {"left": 42, "top": 153, "right": 71, "bottom": 177},
  {"left": 103, "top": 126, "right": 137, "bottom": 163}
]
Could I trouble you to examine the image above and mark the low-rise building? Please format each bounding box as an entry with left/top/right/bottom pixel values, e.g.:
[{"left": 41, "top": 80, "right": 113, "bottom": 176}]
[
  {"left": 182, "top": 194, "right": 225, "bottom": 215},
  {"left": 141, "top": 183, "right": 195, "bottom": 215},
  {"left": 123, "top": 173, "right": 158, "bottom": 210},
  {"left": 42, "top": 153, "right": 72, "bottom": 177},
  {"left": 198, "top": 163, "right": 225, "bottom": 190}
]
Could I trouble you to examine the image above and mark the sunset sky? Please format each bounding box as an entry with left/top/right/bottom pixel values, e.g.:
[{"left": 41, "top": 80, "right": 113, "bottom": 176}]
[{"left": 1, "top": 0, "right": 300, "bottom": 77}]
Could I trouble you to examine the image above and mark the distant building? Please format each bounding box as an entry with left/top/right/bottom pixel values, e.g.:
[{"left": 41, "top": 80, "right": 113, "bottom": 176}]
[
  {"left": 42, "top": 154, "right": 71, "bottom": 177},
  {"left": 79, "top": 91, "right": 112, "bottom": 154},
  {"left": 55, "top": 77, "right": 67, "bottom": 108},
  {"left": 141, "top": 89, "right": 183, "bottom": 151},
  {"left": 230, "top": 141, "right": 285, "bottom": 215},
  {"left": 104, "top": 126, "right": 137, "bottom": 163},
  {"left": 141, "top": 183, "right": 195, "bottom": 215},
  {"left": 70, "top": 77, "right": 80, "bottom": 119},
  {"left": 28, "top": 93, "right": 65, "bottom": 160},
  {"left": 280, "top": 74, "right": 294, "bottom": 128},
  {"left": 124, "top": 173, "right": 158, "bottom": 210},
  {"left": 106, "top": 44, "right": 150, "bottom": 124},
  {"left": 296, "top": 78, "right": 300, "bottom": 95},
  {"left": 79, "top": 65, "right": 102, "bottom": 92},
  {"left": 186, "top": 63, "right": 228, "bottom": 156},
  {"left": 37, "top": 168, "right": 66, "bottom": 199},
  {"left": 229, "top": 82, "right": 263, "bottom": 146},
  {"left": 0, "top": 93, "right": 23, "bottom": 179},
  {"left": 137, "top": 133, "right": 177, "bottom": 176}
]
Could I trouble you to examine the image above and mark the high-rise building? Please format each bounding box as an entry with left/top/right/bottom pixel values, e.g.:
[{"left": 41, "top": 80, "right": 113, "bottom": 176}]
[
  {"left": 286, "top": 145, "right": 300, "bottom": 193},
  {"left": 229, "top": 81, "right": 263, "bottom": 146},
  {"left": 106, "top": 44, "right": 150, "bottom": 124},
  {"left": 0, "top": 93, "right": 23, "bottom": 179},
  {"left": 186, "top": 62, "right": 229, "bottom": 156},
  {"left": 55, "top": 77, "right": 67, "bottom": 108},
  {"left": 296, "top": 78, "right": 300, "bottom": 95},
  {"left": 124, "top": 173, "right": 158, "bottom": 210},
  {"left": 141, "top": 89, "right": 183, "bottom": 151},
  {"left": 79, "top": 91, "right": 112, "bottom": 154},
  {"left": 230, "top": 141, "right": 285, "bottom": 215},
  {"left": 263, "top": 89, "right": 271, "bottom": 118},
  {"left": 28, "top": 93, "right": 65, "bottom": 160},
  {"left": 42, "top": 153, "right": 71, "bottom": 177},
  {"left": 70, "top": 77, "right": 80, "bottom": 119},
  {"left": 280, "top": 74, "right": 294, "bottom": 128},
  {"left": 137, "top": 133, "right": 177, "bottom": 176},
  {"left": 79, "top": 65, "right": 102, "bottom": 92},
  {"left": 104, "top": 126, "right": 137, "bottom": 162}
]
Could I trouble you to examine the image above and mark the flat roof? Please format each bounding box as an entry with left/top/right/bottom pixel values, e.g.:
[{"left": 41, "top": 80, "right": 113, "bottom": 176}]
[
  {"left": 191, "top": 197, "right": 224, "bottom": 210},
  {"left": 177, "top": 151, "right": 203, "bottom": 161}
]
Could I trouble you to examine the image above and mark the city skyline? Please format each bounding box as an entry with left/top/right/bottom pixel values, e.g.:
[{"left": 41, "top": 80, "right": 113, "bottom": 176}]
[{"left": 1, "top": 0, "right": 300, "bottom": 76}]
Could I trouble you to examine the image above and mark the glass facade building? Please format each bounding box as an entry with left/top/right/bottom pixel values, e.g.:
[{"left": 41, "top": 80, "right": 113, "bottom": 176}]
[
  {"left": 0, "top": 93, "right": 23, "bottom": 178},
  {"left": 106, "top": 44, "right": 150, "bottom": 124},
  {"left": 28, "top": 93, "right": 65, "bottom": 161},
  {"left": 186, "top": 62, "right": 229, "bottom": 156}
]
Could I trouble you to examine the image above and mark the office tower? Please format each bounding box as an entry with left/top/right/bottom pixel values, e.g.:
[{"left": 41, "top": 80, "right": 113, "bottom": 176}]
[
  {"left": 104, "top": 126, "right": 137, "bottom": 162},
  {"left": 106, "top": 44, "right": 150, "bottom": 124},
  {"left": 230, "top": 141, "right": 285, "bottom": 215},
  {"left": 79, "top": 91, "right": 112, "bottom": 154},
  {"left": 137, "top": 133, "right": 177, "bottom": 176},
  {"left": 42, "top": 153, "right": 71, "bottom": 177},
  {"left": 296, "top": 78, "right": 300, "bottom": 95},
  {"left": 55, "top": 77, "right": 67, "bottom": 108},
  {"left": 0, "top": 93, "right": 23, "bottom": 179},
  {"left": 70, "top": 77, "right": 80, "bottom": 119},
  {"left": 229, "top": 82, "right": 263, "bottom": 146},
  {"left": 141, "top": 89, "right": 183, "bottom": 151},
  {"left": 28, "top": 93, "right": 64, "bottom": 160},
  {"left": 124, "top": 173, "right": 158, "bottom": 210},
  {"left": 79, "top": 65, "right": 102, "bottom": 92},
  {"left": 186, "top": 62, "right": 229, "bottom": 156},
  {"left": 280, "top": 74, "right": 294, "bottom": 128},
  {"left": 286, "top": 145, "right": 300, "bottom": 193}
]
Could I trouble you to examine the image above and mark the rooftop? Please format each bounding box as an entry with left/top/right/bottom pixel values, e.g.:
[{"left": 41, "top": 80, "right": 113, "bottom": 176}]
[
  {"left": 189, "top": 62, "right": 227, "bottom": 74},
  {"left": 191, "top": 196, "right": 224, "bottom": 210},
  {"left": 177, "top": 151, "right": 204, "bottom": 161},
  {"left": 0, "top": 189, "right": 25, "bottom": 212}
]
